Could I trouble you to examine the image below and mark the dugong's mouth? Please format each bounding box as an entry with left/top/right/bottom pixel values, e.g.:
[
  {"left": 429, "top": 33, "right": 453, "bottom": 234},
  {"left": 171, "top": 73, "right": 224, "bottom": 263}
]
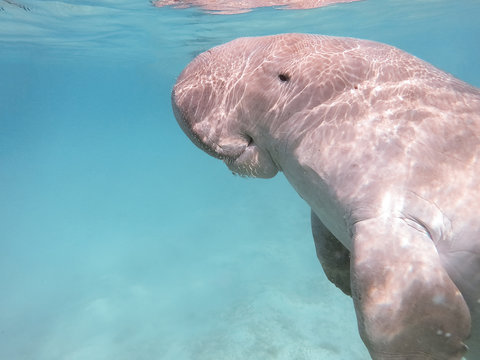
[
  {"left": 171, "top": 81, "right": 278, "bottom": 179},
  {"left": 171, "top": 89, "right": 250, "bottom": 163}
]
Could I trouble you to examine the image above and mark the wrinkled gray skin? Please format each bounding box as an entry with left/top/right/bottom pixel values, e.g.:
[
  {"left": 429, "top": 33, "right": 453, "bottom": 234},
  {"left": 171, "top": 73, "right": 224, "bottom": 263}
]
[{"left": 172, "top": 34, "right": 480, "bottom": 359}]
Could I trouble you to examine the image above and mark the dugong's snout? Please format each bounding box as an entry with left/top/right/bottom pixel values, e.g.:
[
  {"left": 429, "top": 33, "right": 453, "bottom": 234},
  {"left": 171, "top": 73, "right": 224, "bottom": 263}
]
[
  {"left": 172, "top": 40, "right": 280, "bottom": 179},
  {"left": 171, "top": 88, "right": 217, "bottom": 159},
  {"left": 171, "top": 86, "right": 250, "bottom": 162},
  {"left": 172, "top": 83, "right": 278, "bottom": 179}
]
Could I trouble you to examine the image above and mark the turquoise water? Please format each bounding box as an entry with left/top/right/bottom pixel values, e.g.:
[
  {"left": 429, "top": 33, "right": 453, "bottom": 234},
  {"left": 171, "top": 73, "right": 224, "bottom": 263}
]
[{"left": 1, "top": 0, "right": 479, "bottom": 359}]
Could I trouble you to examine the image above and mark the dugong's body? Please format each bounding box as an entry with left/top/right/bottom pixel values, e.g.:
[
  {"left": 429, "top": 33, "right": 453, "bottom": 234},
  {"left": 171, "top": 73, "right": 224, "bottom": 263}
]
[{"left": 172, "top": 34, "right": 480, "bottom": 359}]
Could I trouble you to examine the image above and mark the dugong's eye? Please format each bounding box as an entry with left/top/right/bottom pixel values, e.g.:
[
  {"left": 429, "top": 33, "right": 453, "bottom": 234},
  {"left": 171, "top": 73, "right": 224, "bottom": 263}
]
[{"left": 278, "top": 73, "right": 290, "bottom": 82}]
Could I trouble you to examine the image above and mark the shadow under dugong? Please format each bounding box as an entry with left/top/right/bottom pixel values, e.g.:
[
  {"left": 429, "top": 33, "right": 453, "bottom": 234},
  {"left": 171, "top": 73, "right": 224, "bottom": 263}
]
[{"left": 171, "top": 34, "right": 480, "bottom": 359}]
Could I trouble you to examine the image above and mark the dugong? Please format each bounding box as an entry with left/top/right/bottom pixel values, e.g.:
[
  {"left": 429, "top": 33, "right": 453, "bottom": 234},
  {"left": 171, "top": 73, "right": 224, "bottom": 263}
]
[{"left": 171, "top": 34, "right": 480, "bottom": 359}]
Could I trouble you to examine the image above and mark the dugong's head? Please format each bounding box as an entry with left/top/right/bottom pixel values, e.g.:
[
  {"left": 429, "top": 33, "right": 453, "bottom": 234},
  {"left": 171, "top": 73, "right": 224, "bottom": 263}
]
[{"left": 172, "top": 34, "right": 371, "bottom": 177}]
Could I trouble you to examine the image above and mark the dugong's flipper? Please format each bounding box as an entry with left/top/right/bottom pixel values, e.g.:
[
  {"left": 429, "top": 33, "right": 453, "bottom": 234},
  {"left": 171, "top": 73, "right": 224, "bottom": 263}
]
[
  {"left": 352, "top": 218, "right": 471, "bottom": 359},
  {"left": 311, "top": 210, "right": 351, "bottom": 296}
]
